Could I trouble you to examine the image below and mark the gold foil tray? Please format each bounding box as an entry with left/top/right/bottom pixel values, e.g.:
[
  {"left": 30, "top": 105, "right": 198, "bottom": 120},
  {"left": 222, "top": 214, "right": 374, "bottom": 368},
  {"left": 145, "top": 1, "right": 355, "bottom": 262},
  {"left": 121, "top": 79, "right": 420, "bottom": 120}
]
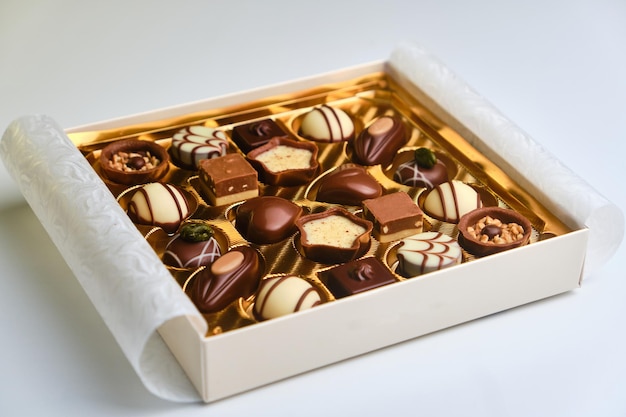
[{"left": 70, "top": 72, "right": 573, "bottom": 337}]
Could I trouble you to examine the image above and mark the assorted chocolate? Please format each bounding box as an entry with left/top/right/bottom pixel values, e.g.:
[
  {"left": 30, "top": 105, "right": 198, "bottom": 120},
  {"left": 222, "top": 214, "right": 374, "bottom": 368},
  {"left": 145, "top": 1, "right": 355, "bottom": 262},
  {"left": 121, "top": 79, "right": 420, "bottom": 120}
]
[{"left": 88, "top": 91, "right": 539, "bottom": 334}]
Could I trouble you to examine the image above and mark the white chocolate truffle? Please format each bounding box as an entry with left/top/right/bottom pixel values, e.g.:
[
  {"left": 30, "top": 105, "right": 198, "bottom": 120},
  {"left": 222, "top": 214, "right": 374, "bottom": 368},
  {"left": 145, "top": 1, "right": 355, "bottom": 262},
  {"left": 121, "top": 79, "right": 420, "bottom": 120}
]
[
  {"left": 396, "top": 232, "right": 462, "bottom": 277},
  {"left": 300, "top": 105, "right": 354, "bottom": 142},
  {"left": 254, "top": 276, "right": 322, "bottom": 320},
  {"left": 127, "top": 182, "right": 192, "bottom": 234},
  {"left": 170, "top": 125, "right": 228, "bottom": 169},
  {"left": 422, "top": 181, "right": 483, "bottom": 223}
]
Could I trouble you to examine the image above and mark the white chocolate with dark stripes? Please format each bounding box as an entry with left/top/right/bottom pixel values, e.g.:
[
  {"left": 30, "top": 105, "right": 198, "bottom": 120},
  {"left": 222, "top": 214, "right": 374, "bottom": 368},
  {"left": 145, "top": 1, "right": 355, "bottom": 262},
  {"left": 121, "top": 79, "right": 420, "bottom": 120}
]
[
  {"left": 299, "top": 105, "right": 355, "bottom": 142},
  {"left": 126, "top": 182, "right": 192, "bottom": 234},
  {"left": 396, "top": 232, "right": 462, "bottom": 277},
  {"left": 170, "top": 125, "right": 228, "bottom": 169},
  {"left": 422, "top": 181, "right": 483, "bottom": 223},
  {"left": 253, "top": 275, "right": 322, "bottom": 320}
]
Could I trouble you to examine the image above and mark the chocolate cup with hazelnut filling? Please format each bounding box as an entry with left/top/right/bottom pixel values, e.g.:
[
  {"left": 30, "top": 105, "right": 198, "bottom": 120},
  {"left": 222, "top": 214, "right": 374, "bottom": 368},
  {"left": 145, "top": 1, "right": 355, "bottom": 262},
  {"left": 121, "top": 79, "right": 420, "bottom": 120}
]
[
  {"left": 457, "top": 207, "right": 532, "bottom": 257},
  {"left": 99, "top": 139, "right": 170, "bottom": 185}
]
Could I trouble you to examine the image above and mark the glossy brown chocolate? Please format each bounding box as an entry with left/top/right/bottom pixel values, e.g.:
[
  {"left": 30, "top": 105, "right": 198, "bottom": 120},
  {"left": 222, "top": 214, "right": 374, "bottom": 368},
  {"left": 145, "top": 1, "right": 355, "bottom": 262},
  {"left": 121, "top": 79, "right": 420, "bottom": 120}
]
[
  {"left": 351, "top": 116, "right": 407, "bottom": 167},
  {"left": 315, "top": 164, "right": 382, "bottom": 206},
  {"left": 235, "top": 196, "right": 303, "bottom": 244},
  {"left": 320, "top": 257, "right": 396, "bottom": 299},
  {"left": 189, "top": 246, "right": 264, "bottom": 314},
  {"left": 231, "top": 119, "right": 288, "bottom": 153}
]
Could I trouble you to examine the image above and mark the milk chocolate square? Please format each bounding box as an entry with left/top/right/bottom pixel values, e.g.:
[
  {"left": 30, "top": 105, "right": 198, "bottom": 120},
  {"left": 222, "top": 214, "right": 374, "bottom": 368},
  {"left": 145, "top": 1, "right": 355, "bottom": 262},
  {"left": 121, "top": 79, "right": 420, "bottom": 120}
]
[
  {"left": 363, "top": 191, "right": 423, "bottom": 242},
  {"left": 320, "top": 257, "right": 396, "bottom": 299},
  {"left": 199, "top": 153, "right": 258, "bottom": 206}
]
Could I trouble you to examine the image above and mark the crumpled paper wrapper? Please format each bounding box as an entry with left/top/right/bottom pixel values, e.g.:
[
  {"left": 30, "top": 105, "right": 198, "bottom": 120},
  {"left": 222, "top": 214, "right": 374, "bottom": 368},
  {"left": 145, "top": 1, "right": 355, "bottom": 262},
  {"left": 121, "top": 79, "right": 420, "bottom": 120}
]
[{"left": 0, "top": 42, "right": 622, "bottom": 403}]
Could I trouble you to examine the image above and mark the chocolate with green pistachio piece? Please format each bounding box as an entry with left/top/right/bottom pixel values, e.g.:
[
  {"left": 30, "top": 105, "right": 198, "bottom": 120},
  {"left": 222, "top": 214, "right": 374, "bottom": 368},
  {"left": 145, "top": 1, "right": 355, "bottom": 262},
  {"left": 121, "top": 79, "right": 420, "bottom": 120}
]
[
  {"left": 414, "top": 147, "right": 437, "bottom": 169},
  {"left": 180, "top": 222, "right": 214, "bottom": 242}
]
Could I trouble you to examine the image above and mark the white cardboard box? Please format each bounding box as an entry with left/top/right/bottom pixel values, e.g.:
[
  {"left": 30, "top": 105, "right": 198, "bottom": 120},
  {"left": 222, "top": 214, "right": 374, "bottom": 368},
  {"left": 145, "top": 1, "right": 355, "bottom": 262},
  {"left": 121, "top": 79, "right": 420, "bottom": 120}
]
[{"left": 3, "top": 45, "right": 619, "bottom": 403}]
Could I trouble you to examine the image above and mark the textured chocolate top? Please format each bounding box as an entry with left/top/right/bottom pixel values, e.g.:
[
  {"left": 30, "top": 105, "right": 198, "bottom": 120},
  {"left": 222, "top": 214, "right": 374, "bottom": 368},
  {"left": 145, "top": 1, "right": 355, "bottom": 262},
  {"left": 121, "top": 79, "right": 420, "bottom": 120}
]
[{"left": 352, "top": 116, "right": 407, "bottom": 167}]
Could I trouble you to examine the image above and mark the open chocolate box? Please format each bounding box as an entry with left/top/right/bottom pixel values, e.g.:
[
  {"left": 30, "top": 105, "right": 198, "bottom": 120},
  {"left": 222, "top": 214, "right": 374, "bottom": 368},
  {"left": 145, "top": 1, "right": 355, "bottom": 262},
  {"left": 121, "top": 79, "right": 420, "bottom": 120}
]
[{"left": 3, "top": 44, "right": 620, "bottom": 403}]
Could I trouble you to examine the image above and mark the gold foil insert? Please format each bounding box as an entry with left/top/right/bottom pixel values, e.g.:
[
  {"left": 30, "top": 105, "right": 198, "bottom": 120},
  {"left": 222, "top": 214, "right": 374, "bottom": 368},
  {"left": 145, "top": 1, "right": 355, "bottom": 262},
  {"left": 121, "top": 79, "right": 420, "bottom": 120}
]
[{"left": 71, "top": 72, "right": 572, "bottom": 337}]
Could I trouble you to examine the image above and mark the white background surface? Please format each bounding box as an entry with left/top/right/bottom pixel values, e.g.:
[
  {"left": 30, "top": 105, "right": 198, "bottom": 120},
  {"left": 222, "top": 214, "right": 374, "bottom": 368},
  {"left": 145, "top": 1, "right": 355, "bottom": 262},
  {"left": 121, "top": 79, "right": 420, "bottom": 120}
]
[{"left": 1, "top": 1, "right": 625, "bottom": 416}]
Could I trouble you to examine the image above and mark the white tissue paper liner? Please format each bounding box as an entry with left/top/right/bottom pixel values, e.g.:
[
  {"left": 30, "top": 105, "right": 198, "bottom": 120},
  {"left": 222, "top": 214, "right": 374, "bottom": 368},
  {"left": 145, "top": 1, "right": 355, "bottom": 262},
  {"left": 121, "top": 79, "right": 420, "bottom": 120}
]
[
  {"left": 389, "top": 42, "right": 623, "bottom": 277},
  {"left": 0, "top": 42, "right": 622, "bottom": 403}
]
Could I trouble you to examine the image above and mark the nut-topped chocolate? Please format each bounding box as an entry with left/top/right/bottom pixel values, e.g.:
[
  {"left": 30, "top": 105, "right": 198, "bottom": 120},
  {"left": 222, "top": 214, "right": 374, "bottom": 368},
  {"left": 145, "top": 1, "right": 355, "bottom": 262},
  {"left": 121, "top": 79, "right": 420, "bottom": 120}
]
[
  {"left": 232, "top": 119, "right": 288, "bottom": 153},
  {"left": 235, "top": 196, "right": 303, "bottom": 244},
  {"left": 99, "top": 139, "right": 169, "bottom": 185},
  {"left": 351, "top": 115, "right": 407, "bottom": 167},
  {"left": 458, "top": 207, "right": 532, "bottom": 257},
  {"left": 315, "top": 164, "right": 382, "bottom": 206},
  {"left": 394, "top": 147, "right": 449, "bottom": 189},
  {"left": 189, "top": 245, "right": 264, "bottom": 314},
  {"left": 247, "top": 137, "right": 320, "bottom": 186}
]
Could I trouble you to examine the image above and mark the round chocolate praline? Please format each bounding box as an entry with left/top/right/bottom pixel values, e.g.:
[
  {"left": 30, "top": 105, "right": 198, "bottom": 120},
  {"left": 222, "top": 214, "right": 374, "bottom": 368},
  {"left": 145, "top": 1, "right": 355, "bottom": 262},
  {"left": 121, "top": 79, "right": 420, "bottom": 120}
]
[
  {"left": 162, "top": 223, "right": 222, "bottom": 268},
  {"left": 394, "top": 147, "right": 448, "bottom": 189}
]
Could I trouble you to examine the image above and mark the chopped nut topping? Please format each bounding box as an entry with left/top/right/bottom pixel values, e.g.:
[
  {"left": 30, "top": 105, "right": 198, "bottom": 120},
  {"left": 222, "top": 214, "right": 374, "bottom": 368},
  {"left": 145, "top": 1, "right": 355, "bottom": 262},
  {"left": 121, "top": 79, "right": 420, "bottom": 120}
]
[
  {"left": 466, "top": 215, "right": 524, "bottom": 245},
  {"left": 108, "top": 150, "right": 161, "bottom": 172}
]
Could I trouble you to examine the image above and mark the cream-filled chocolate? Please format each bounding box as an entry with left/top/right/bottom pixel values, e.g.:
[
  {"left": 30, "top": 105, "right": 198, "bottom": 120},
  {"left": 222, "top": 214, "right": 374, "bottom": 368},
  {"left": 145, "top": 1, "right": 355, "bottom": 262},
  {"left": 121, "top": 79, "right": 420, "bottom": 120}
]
[
  {"left": 246, "top": 137, "right": 319, "bottom": 186},
  {"left": 189, "top": 246, "right": 264, "bottom": 314},
  {"left": 253, "top": 275, "right": 322, "bottom": 321},
  {"left": 127, "top": 182, "right": 192, "bottom": 234},
  {"left": 299, "top": 105, "right": 354, "bottom": 142},
  {"left": 351, "top": 116, "right": 407, "bottom": 167},
  {"left": 296, "top": 207, "right": 373, "bottom": 264},
  {"left": 169, "top": 125, "right": 228, "bottom": 170}
]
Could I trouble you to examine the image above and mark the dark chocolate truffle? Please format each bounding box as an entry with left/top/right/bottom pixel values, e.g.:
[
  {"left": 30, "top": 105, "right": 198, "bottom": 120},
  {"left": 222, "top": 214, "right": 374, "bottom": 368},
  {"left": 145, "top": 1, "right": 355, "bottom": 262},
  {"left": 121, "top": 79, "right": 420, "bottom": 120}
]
[{"left": 394, "top": 148, "right": 448, "bottom": 189}]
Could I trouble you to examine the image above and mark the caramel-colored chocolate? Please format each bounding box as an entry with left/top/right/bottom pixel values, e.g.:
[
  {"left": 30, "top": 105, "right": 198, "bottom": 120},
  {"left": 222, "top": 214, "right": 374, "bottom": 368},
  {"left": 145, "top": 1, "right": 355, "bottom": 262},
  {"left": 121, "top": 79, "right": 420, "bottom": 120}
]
[
  {"left": 320, "top": 257, "right": 396, "bottom": 299},
  {"left": 363, "top": 192, "right": 423, "bottom": 242},
  {"left": 189, "top": 246, "right": 264, "bottom": 314},
  {"left": 198, "top": 153, "right": 259, "bottom": 206}
]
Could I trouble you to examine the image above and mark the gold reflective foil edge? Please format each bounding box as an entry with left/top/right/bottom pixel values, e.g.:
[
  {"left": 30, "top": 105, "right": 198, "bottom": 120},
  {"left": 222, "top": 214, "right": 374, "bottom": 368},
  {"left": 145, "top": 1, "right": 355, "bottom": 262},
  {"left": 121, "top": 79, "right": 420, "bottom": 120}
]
[{"left": 69, "top": 72, "right": 573, "bottom": 337}]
